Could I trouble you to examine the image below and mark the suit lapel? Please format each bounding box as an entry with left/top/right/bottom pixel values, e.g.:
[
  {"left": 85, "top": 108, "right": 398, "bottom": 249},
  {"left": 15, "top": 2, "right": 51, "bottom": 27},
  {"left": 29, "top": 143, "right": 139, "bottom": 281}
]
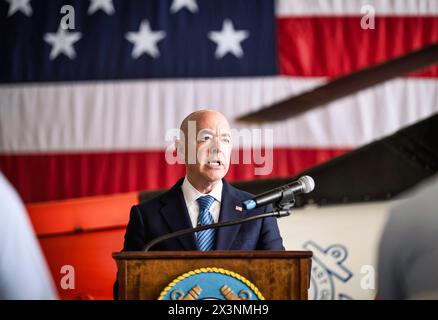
[
  {"left": 160, "top": 179, "right": 197, "bottom": 250},
  {"left": 215, "top": 180, "right": 245, "bottom": 250}
]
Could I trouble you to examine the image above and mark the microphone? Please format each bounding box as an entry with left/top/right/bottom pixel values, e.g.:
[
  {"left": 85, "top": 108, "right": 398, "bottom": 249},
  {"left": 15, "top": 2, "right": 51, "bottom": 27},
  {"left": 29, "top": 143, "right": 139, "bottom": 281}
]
[{"left": 242, "top": 175, "right": 315, "bottom": 210}]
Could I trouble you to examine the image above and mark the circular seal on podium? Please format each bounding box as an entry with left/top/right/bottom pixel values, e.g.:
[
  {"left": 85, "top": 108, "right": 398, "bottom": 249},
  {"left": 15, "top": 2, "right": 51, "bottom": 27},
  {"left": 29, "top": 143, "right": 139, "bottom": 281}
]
[{"left": 158, "top": 267, "right": 264, "bottom": 300}]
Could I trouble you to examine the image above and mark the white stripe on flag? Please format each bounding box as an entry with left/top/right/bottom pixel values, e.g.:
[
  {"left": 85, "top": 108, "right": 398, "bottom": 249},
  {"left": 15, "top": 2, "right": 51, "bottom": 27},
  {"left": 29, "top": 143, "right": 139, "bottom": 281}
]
[
  {"left": 0, "top": 77, "right": 437, "bottom": 153},
  {"left": 276, "top": 0, "right": 438, "bottom": 17}
]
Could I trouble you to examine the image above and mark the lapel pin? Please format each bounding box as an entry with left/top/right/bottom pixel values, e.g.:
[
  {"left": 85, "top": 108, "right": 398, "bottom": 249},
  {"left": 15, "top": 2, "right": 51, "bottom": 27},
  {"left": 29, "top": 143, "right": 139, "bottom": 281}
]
[{"left": 235, "top": 206, "right": 243, "bottom": 212}]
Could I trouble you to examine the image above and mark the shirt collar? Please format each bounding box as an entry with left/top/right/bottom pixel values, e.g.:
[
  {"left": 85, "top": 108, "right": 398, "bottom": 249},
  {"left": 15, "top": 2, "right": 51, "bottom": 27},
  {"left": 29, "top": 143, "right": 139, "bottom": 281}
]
[{"left": 181, "top": 177, "right": 223, "bottom": 204}]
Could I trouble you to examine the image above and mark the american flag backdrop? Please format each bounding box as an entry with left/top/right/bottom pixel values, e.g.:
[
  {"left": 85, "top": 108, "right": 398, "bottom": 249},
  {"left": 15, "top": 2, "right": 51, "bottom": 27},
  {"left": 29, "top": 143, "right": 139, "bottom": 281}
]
[{"left": 1, "top": 0, "right": 438, "bottom": 203}]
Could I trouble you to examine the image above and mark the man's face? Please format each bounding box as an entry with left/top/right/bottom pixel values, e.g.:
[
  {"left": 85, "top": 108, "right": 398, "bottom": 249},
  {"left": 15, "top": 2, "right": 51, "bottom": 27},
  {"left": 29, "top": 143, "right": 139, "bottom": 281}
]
[{"left": 184, "top": 112, "right": 232, "bottom": 184}]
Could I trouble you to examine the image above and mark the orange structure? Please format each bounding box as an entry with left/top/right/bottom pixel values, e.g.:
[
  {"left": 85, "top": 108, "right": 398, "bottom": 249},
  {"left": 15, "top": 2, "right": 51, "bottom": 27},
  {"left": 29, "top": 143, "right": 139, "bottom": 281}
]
[{"left": 26, "top": 193, "right": 137, "bottom": 300}]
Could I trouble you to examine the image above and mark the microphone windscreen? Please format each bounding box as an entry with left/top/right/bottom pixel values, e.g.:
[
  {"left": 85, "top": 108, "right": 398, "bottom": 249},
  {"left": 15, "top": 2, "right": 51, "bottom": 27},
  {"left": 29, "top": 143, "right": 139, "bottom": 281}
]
[{"left": 299, "top": 175, "right": 315, "bottom": 193}]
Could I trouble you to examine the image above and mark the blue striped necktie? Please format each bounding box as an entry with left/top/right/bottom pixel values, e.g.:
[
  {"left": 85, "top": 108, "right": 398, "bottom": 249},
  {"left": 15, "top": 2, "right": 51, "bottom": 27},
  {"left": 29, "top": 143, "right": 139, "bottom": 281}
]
[{"left": 196, "top": 195, "right": 216, "bottom": 251}]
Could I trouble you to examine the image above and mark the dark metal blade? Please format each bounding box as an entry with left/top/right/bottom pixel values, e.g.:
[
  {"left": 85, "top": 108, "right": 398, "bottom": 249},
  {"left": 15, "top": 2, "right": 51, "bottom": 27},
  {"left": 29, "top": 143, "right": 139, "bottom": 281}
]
[{"left": 237, "top": 42, "right": 438, "bottom": 123}]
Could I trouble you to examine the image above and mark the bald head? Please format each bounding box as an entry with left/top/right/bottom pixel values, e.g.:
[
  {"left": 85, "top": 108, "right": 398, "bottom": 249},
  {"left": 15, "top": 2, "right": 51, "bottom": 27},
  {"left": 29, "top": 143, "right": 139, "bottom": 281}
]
[{"left": 180, "top": 110, "right": 230, "bottom": 138}]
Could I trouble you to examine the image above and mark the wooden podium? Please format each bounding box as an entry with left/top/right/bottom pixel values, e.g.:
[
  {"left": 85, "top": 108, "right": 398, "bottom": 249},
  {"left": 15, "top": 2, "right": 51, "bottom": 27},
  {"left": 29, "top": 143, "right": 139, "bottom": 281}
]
[{"left": 113, "top": 251, "right": 313, "bottom": 300}]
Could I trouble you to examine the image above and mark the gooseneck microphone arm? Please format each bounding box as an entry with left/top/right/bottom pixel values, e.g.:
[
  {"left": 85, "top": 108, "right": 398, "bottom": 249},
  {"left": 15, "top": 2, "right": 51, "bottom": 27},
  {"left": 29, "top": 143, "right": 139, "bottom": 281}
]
[{"left": 142, "top": 208, "right": 291, "bottom": 252}]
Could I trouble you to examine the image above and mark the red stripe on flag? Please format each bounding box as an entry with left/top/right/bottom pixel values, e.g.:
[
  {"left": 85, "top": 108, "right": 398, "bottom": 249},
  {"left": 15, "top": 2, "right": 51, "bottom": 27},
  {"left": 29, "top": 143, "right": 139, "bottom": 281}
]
[
  {"left": 277, "top": 16, "right": 438, "bottom": 78},
  {"left": 0, "top": 148, "right": 349, "bottom": 203}
]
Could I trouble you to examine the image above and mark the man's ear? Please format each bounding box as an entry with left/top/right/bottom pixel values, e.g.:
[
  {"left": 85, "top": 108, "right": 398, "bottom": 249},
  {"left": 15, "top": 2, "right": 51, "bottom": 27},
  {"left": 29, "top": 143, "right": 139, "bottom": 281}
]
[{"left": 175, "top": 139, "right": 185, "bottom": 163}]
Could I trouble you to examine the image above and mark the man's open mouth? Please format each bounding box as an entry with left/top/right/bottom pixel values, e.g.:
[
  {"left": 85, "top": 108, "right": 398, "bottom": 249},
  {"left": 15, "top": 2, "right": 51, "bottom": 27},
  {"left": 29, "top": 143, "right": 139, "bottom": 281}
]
[{"left": 207, "top": 160, "right": 222, "bottom": 167}]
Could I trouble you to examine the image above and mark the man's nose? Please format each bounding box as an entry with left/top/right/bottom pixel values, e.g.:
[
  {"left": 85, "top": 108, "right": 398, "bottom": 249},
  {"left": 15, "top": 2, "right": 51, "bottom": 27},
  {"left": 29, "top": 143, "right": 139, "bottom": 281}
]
[{"left": 210, "top": 137, "right": 222, "bottom": 153}]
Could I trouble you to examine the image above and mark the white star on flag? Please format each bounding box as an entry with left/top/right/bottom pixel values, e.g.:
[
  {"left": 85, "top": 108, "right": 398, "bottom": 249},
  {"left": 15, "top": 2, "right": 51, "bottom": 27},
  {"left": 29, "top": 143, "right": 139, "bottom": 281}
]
[
  {"left": 125, "top": 20, "right": 166, "bottom": 59},
  {"left": 43, "top": 26, "right": 82, "bottom": 60},
  {"left": 5, "top": 0, "right": 33, "bottom": 17},
  {"left": 170, "top": 0, "right": 198, "bottom": 14},
  {"left": 208, "top": 19, "right": 249, "bottom": 59},
  {"left": 87, "top": 0, "right": 115, "bottom": 15}
]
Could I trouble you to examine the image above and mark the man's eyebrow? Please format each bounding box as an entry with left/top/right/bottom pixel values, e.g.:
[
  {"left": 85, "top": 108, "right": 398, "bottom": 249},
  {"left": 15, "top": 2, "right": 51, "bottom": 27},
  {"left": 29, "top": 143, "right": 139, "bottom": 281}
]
[
  {"left": 198, "top": 129, "right": 214, "bottom": 134},
  {"left": 197, "top": 129, "right": 231, "bottom": 137}
]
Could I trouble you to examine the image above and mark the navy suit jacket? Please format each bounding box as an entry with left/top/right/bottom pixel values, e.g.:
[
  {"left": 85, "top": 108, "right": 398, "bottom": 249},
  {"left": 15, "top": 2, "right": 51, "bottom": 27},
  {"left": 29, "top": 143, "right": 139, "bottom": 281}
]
[
  {"left": 122, "top": 178, "right": 284, "bottom": 251},
  {"left": 114, "top": 178, "right": 284, "bottom": 299}
]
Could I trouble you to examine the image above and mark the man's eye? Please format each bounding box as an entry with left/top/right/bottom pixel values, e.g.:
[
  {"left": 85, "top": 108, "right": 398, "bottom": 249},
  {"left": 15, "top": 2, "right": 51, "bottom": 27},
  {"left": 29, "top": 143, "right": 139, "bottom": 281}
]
[
  {"left": 200, "top": 135, "right": 212, "bottom": 142},
  {"left": 222, "top": 138, "right": 230, "bottom": 143}
]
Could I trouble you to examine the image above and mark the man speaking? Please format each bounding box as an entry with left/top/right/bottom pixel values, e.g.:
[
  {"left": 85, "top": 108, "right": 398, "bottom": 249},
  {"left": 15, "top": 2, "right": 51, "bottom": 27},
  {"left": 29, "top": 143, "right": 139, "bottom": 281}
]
[{"left": 122, "top": 109, "right": 284, "bottom": 252}]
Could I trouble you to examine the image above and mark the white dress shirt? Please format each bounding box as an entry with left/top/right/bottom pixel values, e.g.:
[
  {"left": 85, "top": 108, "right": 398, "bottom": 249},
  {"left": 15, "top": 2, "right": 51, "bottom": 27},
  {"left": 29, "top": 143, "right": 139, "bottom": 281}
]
[{"left": 181, "top": 177, "right": 223, "bottom": 228}]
